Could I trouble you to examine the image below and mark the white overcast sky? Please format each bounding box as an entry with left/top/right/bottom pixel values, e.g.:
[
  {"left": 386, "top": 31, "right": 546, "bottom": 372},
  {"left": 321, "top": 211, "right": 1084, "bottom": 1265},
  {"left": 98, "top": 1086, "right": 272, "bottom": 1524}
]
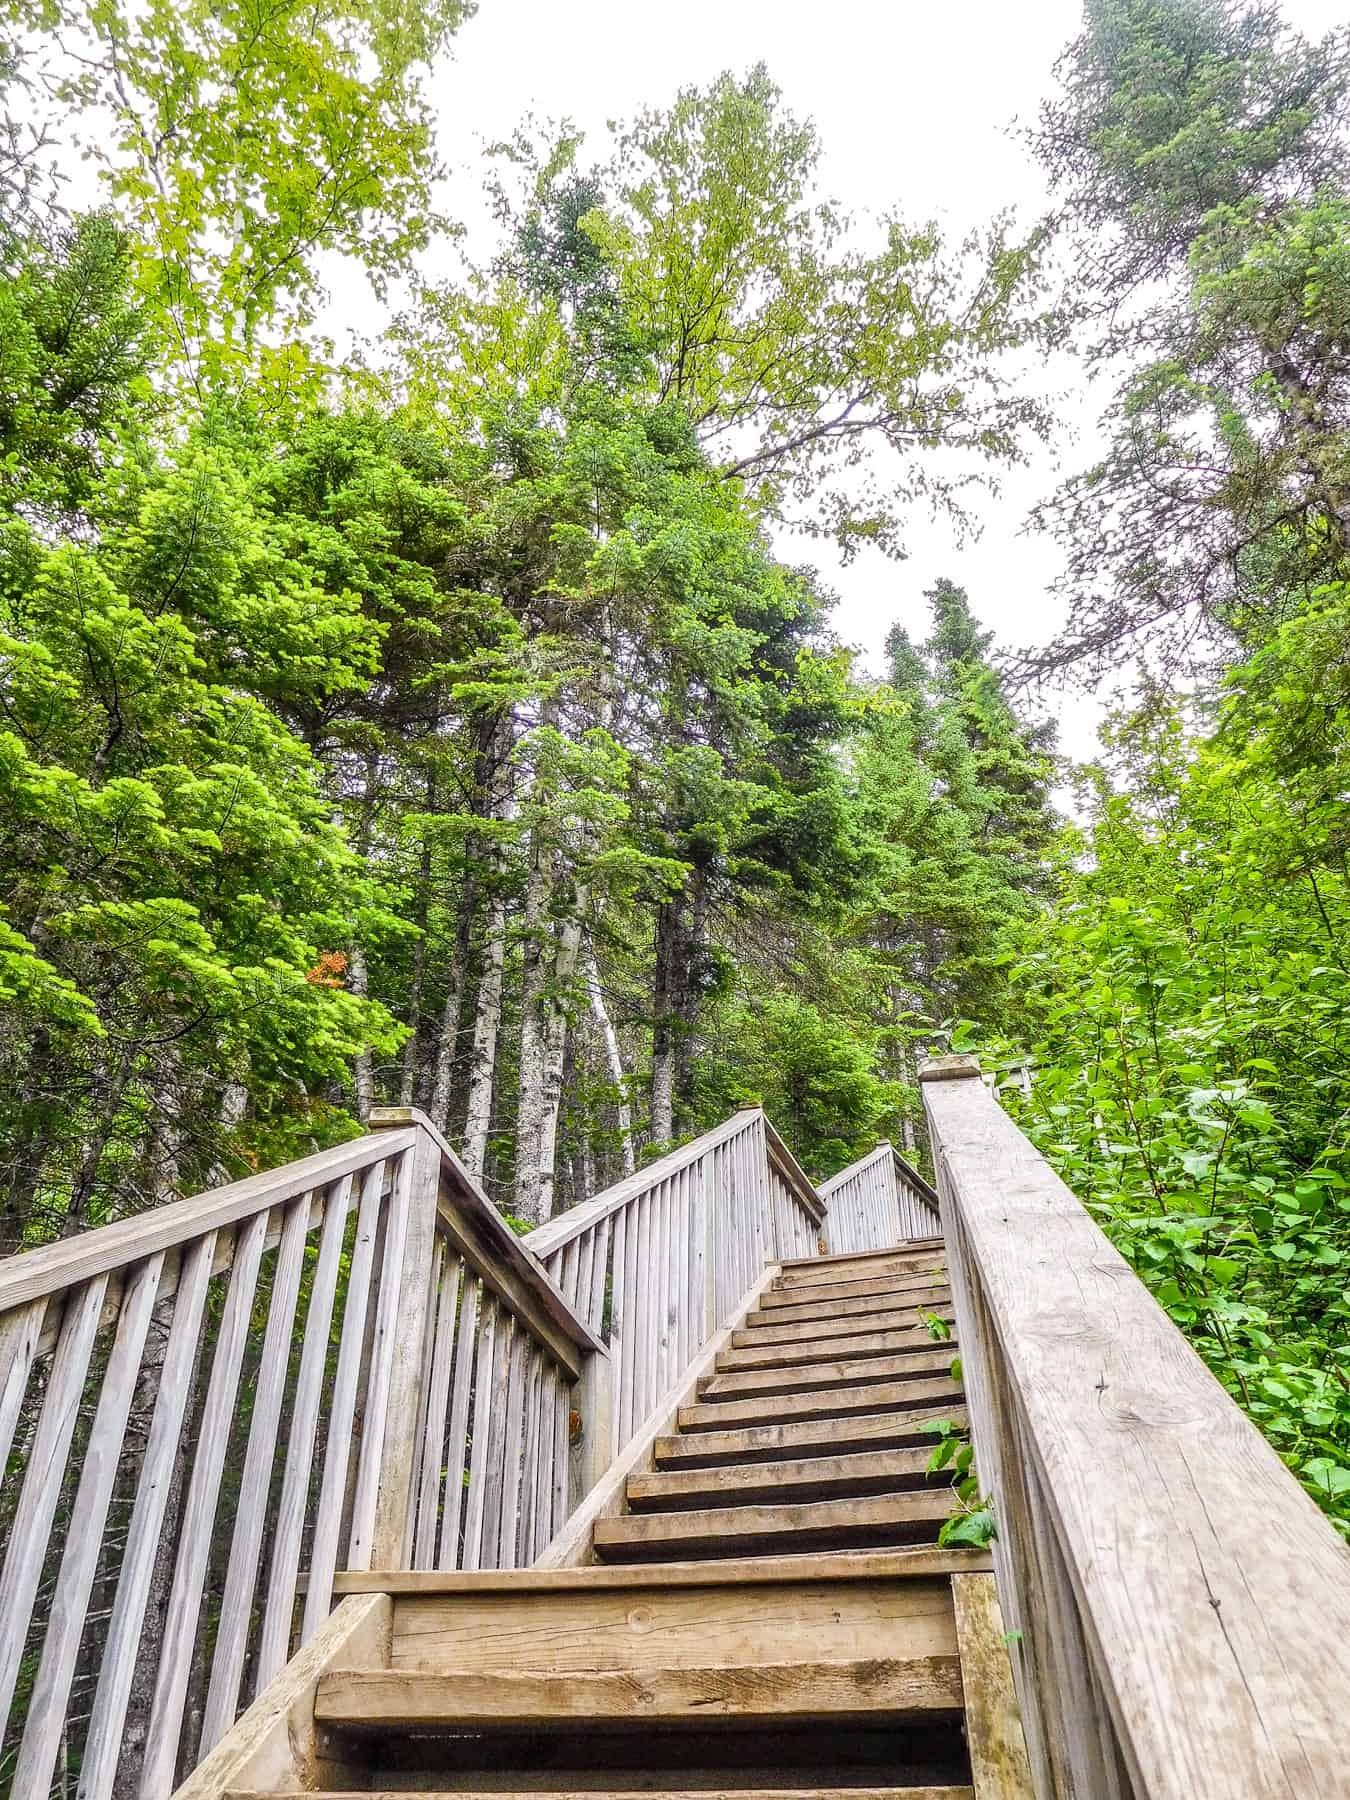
[{"left": 356, "top": 0, "right": 1341, "bottom": 764}]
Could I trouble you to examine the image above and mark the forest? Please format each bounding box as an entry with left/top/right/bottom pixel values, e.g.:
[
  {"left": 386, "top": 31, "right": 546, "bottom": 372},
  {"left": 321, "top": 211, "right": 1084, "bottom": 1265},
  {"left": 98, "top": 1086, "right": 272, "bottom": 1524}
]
[{"left": 0, "top": 0, "right": 1346, "bottom": 1537}]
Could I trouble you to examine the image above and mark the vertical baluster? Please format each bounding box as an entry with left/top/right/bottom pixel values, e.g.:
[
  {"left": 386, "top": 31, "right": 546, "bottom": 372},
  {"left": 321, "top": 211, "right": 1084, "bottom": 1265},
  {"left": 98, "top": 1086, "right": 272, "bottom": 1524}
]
[
  {"left": 496, "top": 1327, "right": 529, "bottom": 1569},
  {"left": 516, "top": 1345, "right": 543, "bottom": 1563},
  {"left": 0, "top": 1272, "right": 108, "bottom": 1739},
  {"left": 674, "top": 1168, "right": 692, "bottom": 1374},
  {"left": 653, "top": 1179, "right": 671, "bottom": 1400},
  {"left": 346, "top": 1148, "right": 416, "bottom": 1569},
  {"left": 80, "top": 1236, "right": 215, "bottom": 1800},
  {"left": 199, "top": 1192, "right": 311, "bottom": 1751},
  {"left": 533, "top": 1363, "right": 558, "bottom": 1557},
  {"left": 690, "top": 1154, "right": 710, "bottom": 1345},
  {"left": 140, "top": 1208, "right": 268, "bottom": 1797},
  {"left": 559, "top": 1239, "right": 580, "bottom": 1310},
  {"left": 0, "top": 1297, "right": 47, "bottom": 1479},
  {"left": 608, "top": 1204, "right": 627, "bottom": 1449},
  {"left": 550, "top": 1377, "right": 569, "bottom": 1536},
  {"left": 411, "top": 1246, "right": 461, "bottom": 1569},
  {"left": 255, "top": 1176, "right": 356, "bottom": 1687},
  {"left": 574, "top": 1229, "right": 596, "bottom": 1335},
  {"left": 460, "top": 1296, "right": 499, "bottom": 1571},
  {"left": 478, "top": 1312, "right": 514, "bottom": 1567},
  {"left": 13, "top": 1255, "right": 163, "bottom": 1797},
  {"left": 300, "top": 1158, "right": 383, "bottom": 1641},
  {"left": 638, "top": 1187, "right": 659, "bottom": 1422},
  {"left": 438, "top": 1275, "right": 481, "bottom": 1571},
  {"left": 586, "top": 1213, "right": 611, "bottom": 1340}
]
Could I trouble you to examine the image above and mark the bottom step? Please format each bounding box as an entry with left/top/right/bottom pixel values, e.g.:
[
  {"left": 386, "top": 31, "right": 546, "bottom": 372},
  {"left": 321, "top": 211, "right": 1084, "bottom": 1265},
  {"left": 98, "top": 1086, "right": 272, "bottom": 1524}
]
[{"left": 230, "top": 1791, "right": 975, "bottom": 1798}]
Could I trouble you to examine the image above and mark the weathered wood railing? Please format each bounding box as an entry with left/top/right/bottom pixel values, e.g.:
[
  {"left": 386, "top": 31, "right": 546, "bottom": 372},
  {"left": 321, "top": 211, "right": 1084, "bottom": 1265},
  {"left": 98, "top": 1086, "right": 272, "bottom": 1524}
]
[
  {"left": 525, "top": 1105, "right": 825, "bottom": 1451},
  {"left": 921, "top": 1055, "right": 1350, "bottom": 1800},
  {"left": 0, "top": 1112, "right": 598, "bottom": 1800},
  {"left": 0, "top": 1103, "right": 833, "bottom": 1798},
  {"left": 817, "top": 1139, "right": 941, "bottom": 1251}
]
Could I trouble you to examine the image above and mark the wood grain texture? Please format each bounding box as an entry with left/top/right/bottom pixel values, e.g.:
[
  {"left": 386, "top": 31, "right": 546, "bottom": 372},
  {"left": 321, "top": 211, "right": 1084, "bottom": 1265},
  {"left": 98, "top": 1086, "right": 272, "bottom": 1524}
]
[
  {"left": 653, "top": 1405, "right": 968, "bottom": 1469},
  {"left": 627, "top": 1446, "right": 940, "bottom": 1510},
  {"left": 314, "top": 1656, "right": 965, "bottom": 1728},
  {"left": 720, "top": 1317, "right": 956, "bottom": 1369},
  {"left": 171, "top": 1594, "right": 390, "bottom": 1800},
  {"left": 734, "top": 1302, "right": 955, "bottom": 1350},
  {"left": 923, "top": 1060, "right": 1350, "bottom": 1800},
  {"left": 750, "top": 1281, "right": 952, "bottom": 1327},
  {"left": 678, "top": 1371, "right": 962, "bottom": 1432},
  {"left": 774, "top": 1247, "right": 945, "bottom": 1289},
  {"left": 761, "top": 1272, "right": 950, "bottom": 1311},
  {"left": 332, "top": 1544, "right": 994, "bottom": 1594},
  {"left": 699, "top": 1346, "right": 957, "bottom": 1402},
  {"left": 592, "top": 1490, "right": 955, "bottom": 1560},
  {"left": 951, "top": 1574, "right": 1034, "bottom": 1800},
  {"left": 228, "top": 1787, "right": 975, "bottom": 1798},
  {"left": 389, "top": 1574, "right": 956, "bottom": 1672}
]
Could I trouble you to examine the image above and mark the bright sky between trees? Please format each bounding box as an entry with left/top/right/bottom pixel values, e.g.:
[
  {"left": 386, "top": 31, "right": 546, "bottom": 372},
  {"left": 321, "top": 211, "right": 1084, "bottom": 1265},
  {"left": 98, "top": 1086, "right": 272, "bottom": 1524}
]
[{"left": 362, "top": 0, "right": 1337, "bottom": 762}]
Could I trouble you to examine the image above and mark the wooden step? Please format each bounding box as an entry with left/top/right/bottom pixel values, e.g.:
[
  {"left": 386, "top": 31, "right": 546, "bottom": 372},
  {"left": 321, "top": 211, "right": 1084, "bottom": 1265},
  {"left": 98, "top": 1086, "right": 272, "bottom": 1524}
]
[
  {"left": 778, "top": 1237, "right": 944, "bottom": 1272},
  {"left": 680, "top": 1374, "right": 963, "bottom": 1432},
  {"left": 627, "top": 1447, "right": 941, "bottom": 1511},
  {"left": 701, "top": 1348, "right": 957, "bottom": 1404},
  {"left": 229, "top": 1789, "right": 974, "bottom": 1799},
  {"left": 592, "top": 1491, "right": 956, "bottom": 1561},
  {"left": 748, "top": 1283, "right": 951, "bottom": 1328},
  {"left": 716, "top": 1324, "right": 957, "bottom": 1374},
  {"left": 314, "top": 1655, "right": 965, "bottom": 1729},
  {"left": 734, "top": 1305, "right": 955, "bottom": 1351},
  {"left": 774, "top": 1251, "right": 947, "bottom": 1290},
  {"left": 654, "top": 1406, "right": 968, "bottom": 1470},
  {"left": 385, "top": 1566, "right": 959, "bottom": 1673},
  {"left": 229, "top": 1788, "right": 974, "bottom": 1798},
  {"left": 761, "top": 1273, "right": 948, "bottom": 1312}
]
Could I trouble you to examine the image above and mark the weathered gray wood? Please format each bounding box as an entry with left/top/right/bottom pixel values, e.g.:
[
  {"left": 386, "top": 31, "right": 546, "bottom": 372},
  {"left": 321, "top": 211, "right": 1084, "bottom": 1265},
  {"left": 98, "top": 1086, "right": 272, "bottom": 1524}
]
[
  {"left": 200, "top": 1191, "right": 311, "bottom": 1751},
  {"left": 592, "top": 1489, "right": 955, "bottom": 1561},
  {"left": 347, "top": 1146, "right": 416, "bottom": 1570},
  {"left": 80, "top": 1234, "right": 215, "bottom": 1799},
  {"left": 13, "top": 1253, "right": 163, "bottom": 1798},
  {"left": 627, "top": 1446, "right": 939, "bottom": 1511},
  {"left": 550, "top": 1373, "right": 569, "bottom": 1537},
  {"left": 460, "top": 1296, "right": 499, "bottom": 1571},
  {"left": 726, "top": 1315, "right": 956, "bottom": 1365},
  {"left": 301, "top": 1158, "right": 384, "bottom": 1641},
  {"left": 0, "top": 1131, "right": 415, "bottom": 1315},
  {"left": 140, "top": 1207, "right": 269, "bottom": 1798},
  {"left": 496, "top": 1323, "right": 530, "bottom": 1568},
  {"left": 0, "top": 1295, "right": 47, "bottom": 1478},
  {"left": 477, "top": 1306, "right": 515, "bottom": 1567},
  {"left": 699, "top": 1345, "right": 957, "bottom": 1402},
  {"left": 653, "top": 1404, "right": 969, "bottom": 1470},
  {"left": 0, "top": 1273, "right": 108, "bottom": 1740},
  {"left": 256, "top": 1175, "right": 354, "bottom": 1689},
  {"left": 411, "top": 1242, "right": 461, "bottom": 1568},
  {"left": 315, "top": 1655, "right": 963, "bottom": 1727},
  {"left": 739, "top": 1301, "right": 953, "bottom": 1349},
  {"left": 438, "top": 1274, "right": 481, "bottom": 1570},
  {"left": 678, "top": 1370, "right": 962, "bottom": 1432},
  {"left": 922, "top": 1056, "right": 1350, "bottom": 1800},
  {"left": 617, "top": 1194, "right": 640, "bottom": 1444},
  {"left": 516, "top": 1343, "right": 544, "bottom": 1562},
  {"left": 950, "top": 1572, "right": 1034, "bottom": 1800}
]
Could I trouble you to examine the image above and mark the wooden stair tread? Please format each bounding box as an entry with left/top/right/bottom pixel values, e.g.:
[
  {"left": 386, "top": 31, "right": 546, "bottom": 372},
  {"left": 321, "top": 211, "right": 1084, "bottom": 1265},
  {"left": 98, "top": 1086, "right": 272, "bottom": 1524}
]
[
  {"left": 748, "top": 1285, "right": 951, "bottom": 1328},
  {"left": 720, "top": 1320, "right": 956, "bottom": 1369},
  {"left": 679, "top": 1374, "right": 963, "bottom": 1432},
  {"left": 628, "top": 1447, "right": 940, "bottom": 1510},
  {"left": 314, "top": 1658, "right": 965, "bottom": 1727},
  {"left": 593, "top": 1491, "right": 955, "bottom": 1560},
  {"left": 228, "top": 1789, "right": 974, "bottom": 1798},
  {"left": 732, "top": 1306, "right": 955, "bottom": 1349},
  {"left": 761, "top": 1274, "right": 948, "bottom": 1310},
  {"left": 701, "top": 1348, "right": 957, "bottom": 1401},
  {"left": 773, "top": 1254, "right": 947, "bottom": 1290},
  {"left": 778, "top": 1238, "right": 944, "bottom": 1271},
  {"left": 653, "top": 1407, "right": 966, "bottom": 1469}
]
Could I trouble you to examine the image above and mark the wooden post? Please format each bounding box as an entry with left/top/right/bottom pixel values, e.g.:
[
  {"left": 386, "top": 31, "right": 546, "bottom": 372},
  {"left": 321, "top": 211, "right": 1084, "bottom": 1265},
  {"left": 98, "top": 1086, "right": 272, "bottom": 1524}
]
[
  {"left": 367, "top": 1116, "right": 443, "bottom": 1568},
  {"left": 569, "top": 1345, "right": 614, "bottom": 1514}
]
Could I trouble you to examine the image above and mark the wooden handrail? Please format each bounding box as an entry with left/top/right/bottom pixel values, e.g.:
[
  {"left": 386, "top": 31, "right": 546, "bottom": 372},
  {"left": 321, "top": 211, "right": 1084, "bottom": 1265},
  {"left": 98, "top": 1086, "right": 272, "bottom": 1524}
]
[{"left": 921, "top": 1054, "right": 1350, "bottom": 1799}]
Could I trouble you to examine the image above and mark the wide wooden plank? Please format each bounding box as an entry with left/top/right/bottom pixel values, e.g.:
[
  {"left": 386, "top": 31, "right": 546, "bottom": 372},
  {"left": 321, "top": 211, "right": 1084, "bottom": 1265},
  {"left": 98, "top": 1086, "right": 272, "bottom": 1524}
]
[
  {"left": 761, "top": 1271, "right": 949, "bottom": 1311},
  {"left": 628, "top": 1446, "right": 940, "bottom": 1511},
  {"left": 679, "top": 1373, "right": 963, "bottom": 1432},
  {"left": 229, "top": 1788, "right": 975, "bottom": 1799},
  {"left": 922, "top": 1059, "right": 1350, "bottom": 1799},
  {"left": 730, "top": 1310, "right": 964, "bottom": 1360},
  {"left": 747, "top": 1282, "right": 952, "bottom": 1328},
  {"left": 702, "top": 1346, "right": 957, "bottom": 1399},
  {"left": 333, "top": 1544, "right": 993, "bottom": 1594},
  {"left": 950, "top": 1573, "right": 1034, "bottom": 1800},
  {"left": 774, "top": 1251, "right": 947, "bottom": 1290},
  {"left": 741, "top": 1310, "right": 964, "bottom": 1353},
  {"left": 390, "top": 1574, "right": 956, "bottom": 1672},
  {"left": 778, "top": 1235, "right": 945, "bottom": 1272},
  {"left": 593, "top": 1491, "right": 955, "bottom": 1560},
  {"left": 654, "top": 1405, "right": 968, "bottom": 1469},
  {"left": 315, "top": 1656, "right": 965, "bottom": 1728}
]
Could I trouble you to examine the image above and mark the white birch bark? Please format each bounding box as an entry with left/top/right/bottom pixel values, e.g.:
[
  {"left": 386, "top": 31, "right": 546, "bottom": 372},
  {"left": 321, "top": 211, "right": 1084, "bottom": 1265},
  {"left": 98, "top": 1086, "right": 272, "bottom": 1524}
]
[{"left": 586, "top": 941, "right": 635, "bottom": 1177}]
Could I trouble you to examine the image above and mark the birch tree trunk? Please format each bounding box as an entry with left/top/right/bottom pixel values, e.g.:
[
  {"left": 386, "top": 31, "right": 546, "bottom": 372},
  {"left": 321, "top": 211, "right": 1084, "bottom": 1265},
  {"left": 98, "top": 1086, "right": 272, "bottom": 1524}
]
[
  {"left": 349, "top": 941, "right": 375, "bottom": 1122},
  {"left": 586, "top": 941, "right": 635, "bottom": 1177},
  {"left": 528, "top": 896, "right": 589, "bottom": 1224},
  {"left": 512, "top": 820, "right": 554, "bottom": 1223},
  {"left": 461, "top": 887, "right": 505, "bottom": 1183}
]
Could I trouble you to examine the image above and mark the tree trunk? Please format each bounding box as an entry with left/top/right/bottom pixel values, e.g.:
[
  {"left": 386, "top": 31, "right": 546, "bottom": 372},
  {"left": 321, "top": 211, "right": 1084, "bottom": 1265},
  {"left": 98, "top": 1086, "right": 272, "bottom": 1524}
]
[
  {"left": 650, "top": 899, "right": 679, "bottom": 1147},
  {"left": 461, "top": 886, "right": 506, "bottom": 1184},
  {"left": 512, "top": 815, "right": 555, "bottom": 1223},
  {"left": 349, "top": 942, "right": 375, "bottom": 1122},
  {"left": 528, "top": 897, "right": 589, "bottom": 1224},
  {"left": 586, "top": 942, "right": 635, "bottom": 1177}
]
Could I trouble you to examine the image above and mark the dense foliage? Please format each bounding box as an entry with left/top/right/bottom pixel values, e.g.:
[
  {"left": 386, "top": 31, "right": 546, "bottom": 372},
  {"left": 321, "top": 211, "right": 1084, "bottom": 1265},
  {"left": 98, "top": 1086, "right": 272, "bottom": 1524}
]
[{"left": 3, "top": 0, "right": 1347, "bottom": 1539}]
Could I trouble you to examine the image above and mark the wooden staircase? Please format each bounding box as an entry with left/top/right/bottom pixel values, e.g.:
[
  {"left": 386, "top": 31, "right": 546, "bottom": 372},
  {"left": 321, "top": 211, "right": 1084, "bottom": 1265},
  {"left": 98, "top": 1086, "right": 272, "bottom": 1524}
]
[{"left": 214, "top": 1243, "right": 1030, "bottom": 1800}]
